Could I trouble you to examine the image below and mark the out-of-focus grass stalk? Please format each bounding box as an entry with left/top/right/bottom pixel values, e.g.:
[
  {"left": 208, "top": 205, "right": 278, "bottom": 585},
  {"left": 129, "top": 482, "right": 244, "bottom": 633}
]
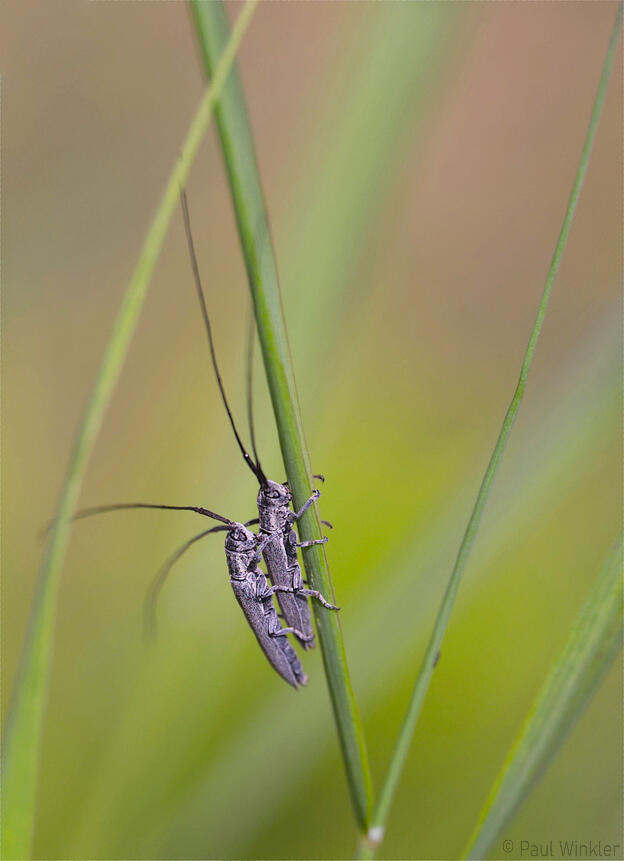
[
  {"left": 189, "top": 0, "right": 374, "bottom": 831},
  {"left": 356, "top": 6, "right": 622, "bottom": 859},
  {"left": 0, "top": 5, "right": 258, "bottom": 858},
  {"left": 463, "top": 536, "right": 623, "bottom": 859}
]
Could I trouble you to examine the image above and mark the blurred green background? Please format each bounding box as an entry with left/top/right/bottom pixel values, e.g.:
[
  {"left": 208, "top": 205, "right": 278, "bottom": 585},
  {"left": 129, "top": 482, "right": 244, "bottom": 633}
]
[{"left": 2, "top": 2, "right": 621, "bottom": 859}]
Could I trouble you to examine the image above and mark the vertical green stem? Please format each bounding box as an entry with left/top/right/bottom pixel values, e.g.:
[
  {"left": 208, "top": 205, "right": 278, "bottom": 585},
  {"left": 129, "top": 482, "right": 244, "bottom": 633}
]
[
  {"left": 190, "top": 0, "right": 374, "bottom": 830},
  {"left": 1, "top": 6, "right": 258, "bottom": 857},
  {"left": 356, "top": 5, "right": 622, "bottom": 858}
]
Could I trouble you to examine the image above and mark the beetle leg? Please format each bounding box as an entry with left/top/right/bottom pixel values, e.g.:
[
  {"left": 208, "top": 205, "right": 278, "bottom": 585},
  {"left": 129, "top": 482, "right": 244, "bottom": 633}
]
[
  {"left": 297, "top": 538, "right": 328, "bottom": 548},
  {"left": 296, "top": 587, "right": 339, "bottom": 611},
  {"left": 289, "top": 489, "right": 320, "bottom": 523},
  {"left": 251, "top": 531, "right": 277, "bottom": 564},
  {"left": 270, "top": 625, "right": 314, "bottom": 643}
]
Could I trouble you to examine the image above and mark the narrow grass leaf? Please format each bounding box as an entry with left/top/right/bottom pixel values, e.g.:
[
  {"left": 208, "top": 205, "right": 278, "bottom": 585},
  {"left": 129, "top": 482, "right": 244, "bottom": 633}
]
[
  {"left": 355, "top": 5, "right": 622, "bottom": 858},
  {"left": 190, "top": 0, "right": 374, "bottom": 830},
  {"left": 464, "top": 536, "right": 623, "bottom": 859},
  {"left": 0, "top": 5, "right": 258, "bottom": 857}
]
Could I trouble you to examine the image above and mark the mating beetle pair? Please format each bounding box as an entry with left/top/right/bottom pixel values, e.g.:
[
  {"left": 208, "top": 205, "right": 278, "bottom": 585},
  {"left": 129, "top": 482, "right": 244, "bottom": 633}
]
[{"left": 71, "top": 191, "right": 338, "bottom": 688}]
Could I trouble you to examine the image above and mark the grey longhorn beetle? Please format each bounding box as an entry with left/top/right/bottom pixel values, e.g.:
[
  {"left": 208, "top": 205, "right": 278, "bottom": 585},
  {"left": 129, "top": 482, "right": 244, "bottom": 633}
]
[
  {"left": 179, "top": 189, "right": 339, "bottom": 650},
  {"left": 65, "top": 503, "right": 310, "bottom": 689}
]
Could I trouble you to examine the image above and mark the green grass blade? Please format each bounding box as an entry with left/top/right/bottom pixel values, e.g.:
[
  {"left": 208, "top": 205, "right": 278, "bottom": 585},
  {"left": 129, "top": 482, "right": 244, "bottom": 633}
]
[
  {"left": 0, "top": 5, "right": 258, "bottom": 857},
  {"left": 190, "top": 0, "right": 374, "bottom": 831},
  {"left": 356, "top": 5, "right": 622, "bottom": 858},
  {"left": 464, "top": 537, "right": 624, "bottom": 859}
]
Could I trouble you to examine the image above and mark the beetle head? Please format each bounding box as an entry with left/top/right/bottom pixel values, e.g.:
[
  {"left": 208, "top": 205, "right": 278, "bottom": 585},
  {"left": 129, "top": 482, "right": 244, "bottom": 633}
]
[
  {"left": 225, "top": 522, "right": 257, "bottom": 553},
  {"left": 257, "top": 479, "right": 291, "bottom": 510}
]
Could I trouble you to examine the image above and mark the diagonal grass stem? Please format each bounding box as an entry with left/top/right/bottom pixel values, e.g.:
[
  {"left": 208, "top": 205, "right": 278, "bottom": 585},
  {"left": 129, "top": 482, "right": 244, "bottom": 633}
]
[
  {"left": 189, "top": 0, "right": 374, "bottom": 830},
  {"left": 356, "top": 5, "right": 622, "bottom": 858},
  {"left": 463, "top": 535, "right": 623, "bottom": 859},
  {"left": 0, "top": 5, "right": 258, "bottom": 857}
]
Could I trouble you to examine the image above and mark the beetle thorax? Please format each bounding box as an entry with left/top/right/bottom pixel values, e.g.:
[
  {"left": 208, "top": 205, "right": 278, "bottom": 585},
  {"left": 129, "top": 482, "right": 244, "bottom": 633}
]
[
  {"left": 225, "top": 523, "right": 257, "bottom": 579},
  {"left": 257, "top": 481, "right": 291, "bottom": 532}
]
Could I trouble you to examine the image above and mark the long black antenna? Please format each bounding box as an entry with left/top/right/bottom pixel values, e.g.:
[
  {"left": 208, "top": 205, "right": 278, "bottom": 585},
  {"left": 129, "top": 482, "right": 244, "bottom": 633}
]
[
  {"left": 144, "top": 524, "right": 227, "bottom": 639},
  {"left": 66, "top": 502, "right": 232, "bottom": 526},
  {"left": 246, "top": 310, "right": 264, "bottom": 481},
  {"left": 180, "top": 189, "right": 267, "bottom": 487}
]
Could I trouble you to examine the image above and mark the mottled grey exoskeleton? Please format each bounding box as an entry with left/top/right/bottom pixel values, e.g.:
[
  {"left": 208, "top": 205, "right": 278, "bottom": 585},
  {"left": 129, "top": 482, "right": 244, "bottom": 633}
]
[
  {"left": 66, "top": 501, "right": 310, "bottom": 688},
  {"left": 179, "top": 189, "right": 339, "bottom": 650},
  {"left": 257, "top": 481, "right": 337, "bottom": 650},
  {"left": 225, "top": 522, "right": 309, "bottom": 687}
]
